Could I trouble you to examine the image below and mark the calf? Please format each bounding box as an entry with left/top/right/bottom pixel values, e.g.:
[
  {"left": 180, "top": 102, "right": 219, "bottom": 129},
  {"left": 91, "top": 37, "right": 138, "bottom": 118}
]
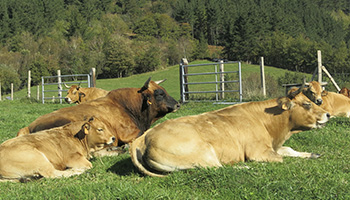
[
  {"left": 64, "top": 84, "right": 109, "bottom": 104},
  {"left": 0, "top": 117, "right": 115, "bottom": 182}
]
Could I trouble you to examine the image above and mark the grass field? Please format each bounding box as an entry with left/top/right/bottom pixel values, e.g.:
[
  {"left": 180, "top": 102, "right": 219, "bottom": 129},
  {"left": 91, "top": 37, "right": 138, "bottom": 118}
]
[
  {"left": 0, "top": 100, "right": 349, "bottom": 199},
  {"left": 0, "top": 62, "right": 349, "bottom": 199}
]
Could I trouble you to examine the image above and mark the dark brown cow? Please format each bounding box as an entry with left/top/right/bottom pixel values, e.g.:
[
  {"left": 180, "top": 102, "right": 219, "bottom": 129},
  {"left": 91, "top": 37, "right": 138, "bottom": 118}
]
[
  {"left": 64, "top": 84, "right": 109, "bottom": 104},
  {"left": 0, "top": 117, "right": 115, "bottom": 182},
  {"left": 17, "top": 78, "right": 180, "bottom": 155},
  {"left": 130, "top": 86, "right": 330, "bottom": 177}
]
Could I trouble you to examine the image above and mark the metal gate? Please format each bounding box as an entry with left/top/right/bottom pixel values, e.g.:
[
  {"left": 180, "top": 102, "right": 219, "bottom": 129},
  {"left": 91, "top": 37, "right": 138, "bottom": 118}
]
[
  {"left": 41, "top": 72, "right": 91, "bottom": 104},
  {"left": 180, "top": 60, "right": 242, "bottom": 103}
]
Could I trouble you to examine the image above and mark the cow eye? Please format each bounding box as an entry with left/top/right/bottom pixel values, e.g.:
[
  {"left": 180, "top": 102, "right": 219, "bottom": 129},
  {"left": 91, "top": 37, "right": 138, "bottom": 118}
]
[
  {"left": 154, "top": 89, "right": 165, "bottom": 101},
  {"left": 97, "top": 128, "right": 103, "bottom": 132},
  {"left": 303, "top": 102, "right": 312, "bottom": 109}
]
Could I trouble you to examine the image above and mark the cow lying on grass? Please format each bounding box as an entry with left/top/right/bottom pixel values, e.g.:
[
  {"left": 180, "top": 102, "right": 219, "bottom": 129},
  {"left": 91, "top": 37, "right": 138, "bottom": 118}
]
[
  {"left": 302, "top": 81, "right": 350, "bottom": 117},
  {"left": 17, "top": 77, "right": 180, "bottom": 156},
  {"left": 64, "top": 83, "right": 109, "bottom": 104},
  {"left": 130, "top": 86, "right": 330, "bottom": 177},
  {"left": 0, "top": 117, "right": 115, "bottom": 182}
]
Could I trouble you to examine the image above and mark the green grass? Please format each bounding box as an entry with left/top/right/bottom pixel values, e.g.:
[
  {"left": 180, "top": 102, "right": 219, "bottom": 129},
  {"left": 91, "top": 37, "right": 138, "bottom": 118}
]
[{"left": 0, "top": 100, "right": 349, "bottom": 199}]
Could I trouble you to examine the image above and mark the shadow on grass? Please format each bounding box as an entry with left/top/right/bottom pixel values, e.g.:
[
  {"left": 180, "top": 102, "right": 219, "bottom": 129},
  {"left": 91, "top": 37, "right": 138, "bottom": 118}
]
[{"left": 107, "top": 156, "right": 140, "bottom": 176}]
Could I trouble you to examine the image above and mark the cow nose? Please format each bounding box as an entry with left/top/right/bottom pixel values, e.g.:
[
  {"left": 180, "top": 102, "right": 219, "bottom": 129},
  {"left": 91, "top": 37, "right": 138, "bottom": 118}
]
[
  {"left": 112, "top": 137, "right": 116, "bottom": 142},
  {"left": 326, "top": 113, "right": 330, "bottom": 119},
  {"left": 316, "top": 99, "right": 323, "bottom": 105},
  {"left": 175, "top": 103, "right": 181, "bottom": 110}
]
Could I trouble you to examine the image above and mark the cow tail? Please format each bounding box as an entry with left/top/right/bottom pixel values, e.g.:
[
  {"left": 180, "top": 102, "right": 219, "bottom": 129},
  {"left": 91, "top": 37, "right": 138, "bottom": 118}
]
[{"left": 129, "top": 135, "right": 166, "bottom": 178}]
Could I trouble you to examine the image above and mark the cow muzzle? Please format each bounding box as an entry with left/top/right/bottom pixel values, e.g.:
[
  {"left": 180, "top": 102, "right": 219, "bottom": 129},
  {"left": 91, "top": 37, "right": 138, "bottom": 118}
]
[
  {"left": 316, "top": 98, "right": 323, "bottom": 105},
  {"left": 316, "top": 112, "right": 330, "bottom": 128},
  {"left": 65, "top": 97, "right": 72, "bottom": 104}
]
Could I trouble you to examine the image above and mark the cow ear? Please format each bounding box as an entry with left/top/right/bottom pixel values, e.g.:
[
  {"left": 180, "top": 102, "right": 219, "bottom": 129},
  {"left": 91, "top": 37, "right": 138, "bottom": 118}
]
[
  {"left": 83, "top": 123, "right": 90, "bottom": 135},
  {"left": 138, "top": 77, "right": 152, "bottom": 93},
  {"left": 321, "top": 90, "right": 328, "bottom": 96},
  {"left": 277, "top": 97, "right": 293, "bottom": 110}
]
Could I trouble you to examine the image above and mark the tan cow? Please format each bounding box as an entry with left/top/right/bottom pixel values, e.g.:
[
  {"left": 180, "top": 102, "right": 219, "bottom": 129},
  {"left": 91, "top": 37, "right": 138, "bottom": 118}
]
[
  {"left": 301, "top": 81, "right": 350, "bottom": 117},
  {"left": 0, "top": 117, "right": 115, "bottom": 182},
  {"left": 130, "top": 87, "right": 330, "bottom": 177},
  {"left": 320, "top": 90, "right": 350, "bottom": 117},
  {"left": 64, "top": 84, "right": 109, "bottom": 104},
  {"left": 302, "top": 81, "right": 324, "bottom": 105}
]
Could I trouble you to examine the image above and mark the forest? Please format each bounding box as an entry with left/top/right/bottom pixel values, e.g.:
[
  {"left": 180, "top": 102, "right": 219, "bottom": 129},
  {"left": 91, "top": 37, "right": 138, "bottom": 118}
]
[{"left": 1, "top": 0, "right": 350, "bottom": 93}]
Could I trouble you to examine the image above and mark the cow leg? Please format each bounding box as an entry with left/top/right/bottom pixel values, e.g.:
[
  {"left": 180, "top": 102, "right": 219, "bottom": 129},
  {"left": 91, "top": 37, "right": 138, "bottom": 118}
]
[
  {"left": 65, "top": 154, "right": 93, "bottom": 170},
  {"left": 248, "top": 148, "right": 283, "bottom": 162},
  {"left": 277, "top": 146, "right": 320, "bottom": 158}
]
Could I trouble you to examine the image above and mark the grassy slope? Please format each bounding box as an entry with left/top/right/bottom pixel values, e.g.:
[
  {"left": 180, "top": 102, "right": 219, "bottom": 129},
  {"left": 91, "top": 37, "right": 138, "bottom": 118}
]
[
  {"left": 12, "top": 60, "right": 307, "bottom": 102},
  {"left": 1, "top": 62, "right": 348, "bottom": 199}
]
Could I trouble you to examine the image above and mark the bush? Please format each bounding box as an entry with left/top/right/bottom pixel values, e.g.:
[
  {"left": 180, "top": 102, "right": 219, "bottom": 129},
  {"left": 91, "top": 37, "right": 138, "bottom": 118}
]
[{"left": 0, "top": 64, "right": 21, "bottom": 94}]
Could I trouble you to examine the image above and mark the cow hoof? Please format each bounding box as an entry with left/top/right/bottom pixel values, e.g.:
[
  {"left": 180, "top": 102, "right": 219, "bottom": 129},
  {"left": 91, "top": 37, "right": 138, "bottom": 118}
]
[{"left": 310, "top": 153, "right": 321, "bottom": 159}]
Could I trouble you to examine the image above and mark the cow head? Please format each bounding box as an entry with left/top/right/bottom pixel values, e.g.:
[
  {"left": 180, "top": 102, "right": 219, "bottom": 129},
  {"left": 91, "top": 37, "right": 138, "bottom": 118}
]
[
  {"left": 339, "top": 87, "right": 350, "bottom": 98},
  {"left": 302, "top": 81, "right": 323, "bottom": 105},
  {"left": 138, "top": 77, "right": 180, "bottom": 122},
  {"left": 64, "top": 83, "right": 86, "bottom": 104},
  {"left": 77, "top": 117, "right": 116, "bottom": 152},
  {"left": 281, "top": 86, "right": 330, "bottom": 131}
]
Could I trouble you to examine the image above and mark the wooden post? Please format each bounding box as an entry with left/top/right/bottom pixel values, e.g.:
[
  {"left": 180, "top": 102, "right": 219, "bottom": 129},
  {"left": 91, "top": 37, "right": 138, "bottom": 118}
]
[
  {"left": 27, "top": 70, "right": 31, "bottom": 98},
  {"left": 322, "top": 66, "right": 341, "bottom": 91},
  {"left": 57, "top": 70, "right": 62, "bottom": 104},
  {"left": 37, "top": 85, "right": 40, "bottom": 100},
  {"left": 219, "top": 60, "right": 225, "bottom": 99},
  {"left": 181, "top": 58, "right": 189, "bottom": 101},
  {"left": 0, "top": 82, "right": 2, "bottom": 101},
  {"left": 90, "top": 68, "right": 96, "bottom": 87},
  {"left": 317, "top": 50, "right": 322, "bottom": 83},
  {"left": 11, "top": 83, "right": 13, "bottom": 100},
  {"left": 260, "top": 57, "right": 266, "bottom": 97}
]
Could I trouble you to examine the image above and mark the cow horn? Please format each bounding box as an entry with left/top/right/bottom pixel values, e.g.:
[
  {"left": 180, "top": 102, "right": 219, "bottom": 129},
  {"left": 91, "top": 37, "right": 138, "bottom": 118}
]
[
  {"left": 154, "top": 79, "right": 167, "bottom": 85},
  {"left": 303, "top": 78, "right": 310, "bottom": 86},
  {"left": 138, "top": 77, "right": 152, "bottom": 93},
  {"left": 63, "top": 83, "right": 70, "bottom": 89},
  {"left": 287, "top": 82, "right": 305, "bottom": 99}
]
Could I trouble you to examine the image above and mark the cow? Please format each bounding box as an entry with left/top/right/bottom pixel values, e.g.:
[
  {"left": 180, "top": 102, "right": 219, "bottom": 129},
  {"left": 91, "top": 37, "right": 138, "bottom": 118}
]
[
  {"left": 17, "top": 77, "right": 180, "bottom": 156},
  {"left": 64, "top": 83, "right": 109, "bottom": 104},
  {"left": 339, "top": 87, "right": 350, "bottom": 98},
  {"left": 0, "top": 117, "right": 115, "bottom": 182},
  {"left": 301, "top": 81, "right": 350, "bottom": 117},
  {"left": 130, "top": 86, "right": 330, "bottom": 177},
  {"left": 303, "top": 81, "right": 324, "bottom": 105},
  {"left": 320, "top": 90, "right": 350, "bottom": 117}
]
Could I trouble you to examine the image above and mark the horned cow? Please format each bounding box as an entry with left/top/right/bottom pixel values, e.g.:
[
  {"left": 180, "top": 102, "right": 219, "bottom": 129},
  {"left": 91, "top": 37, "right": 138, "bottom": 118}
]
[
  {"left": 17, "top": 77, "right": 180, "bottom": 156},
  {"left": 0, "top": 117, "right": 115, "bottom": 182},
  {"left": 64, "top": 84, "right": 109, "bottom": 104},
  {"left": 130, "top": 86, "right": 330, "bottom": 177}
]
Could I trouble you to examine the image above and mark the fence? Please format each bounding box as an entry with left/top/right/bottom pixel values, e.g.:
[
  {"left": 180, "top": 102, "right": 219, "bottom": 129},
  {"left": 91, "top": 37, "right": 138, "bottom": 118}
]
[
  {"left": 180, "top": 60, "right": 242, "bottom": 103},
  {"left": 41, "top": 68, "right": 95, "bottom": 104}
]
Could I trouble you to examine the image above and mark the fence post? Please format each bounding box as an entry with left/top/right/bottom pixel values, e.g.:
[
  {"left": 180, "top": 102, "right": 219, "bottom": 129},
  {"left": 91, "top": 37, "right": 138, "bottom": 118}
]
[
  {"left": 57, "top": 70, "right": 62, "bottom": 104},
  {"left": 180, "top": 58, "right": 188, "bottom": 103},
  {"left": 37, "top": 85, "right": 40, "bottom": 100},
  {"left": 27, "top": 70, "right": 31, "bottom": 98},
  {"left": 260, "top": 57, "right": 266, "bottom": 97},
  {"left": 90, "top": 68, "right": 96, "bottom": 87},
  {"left": 11, "top": 83, "right": 13, "bottom": 100},
  {"left": 0, "top": 82, "right": 1, "bottom": 101},
  {"left": 317, "top": 50, "right": 322, "bottom": 83},
  {"left": 219, "top": 60, "right": 225, "bottom": 99}
]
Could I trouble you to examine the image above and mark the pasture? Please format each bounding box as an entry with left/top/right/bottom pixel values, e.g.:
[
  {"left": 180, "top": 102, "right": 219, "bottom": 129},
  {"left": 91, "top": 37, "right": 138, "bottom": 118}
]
[
  {"left": 0, "top": 62, "right": 349, "bottom": 199},
  {"left": 0, "top": 100, "right": 349, "bottom": 199}
]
